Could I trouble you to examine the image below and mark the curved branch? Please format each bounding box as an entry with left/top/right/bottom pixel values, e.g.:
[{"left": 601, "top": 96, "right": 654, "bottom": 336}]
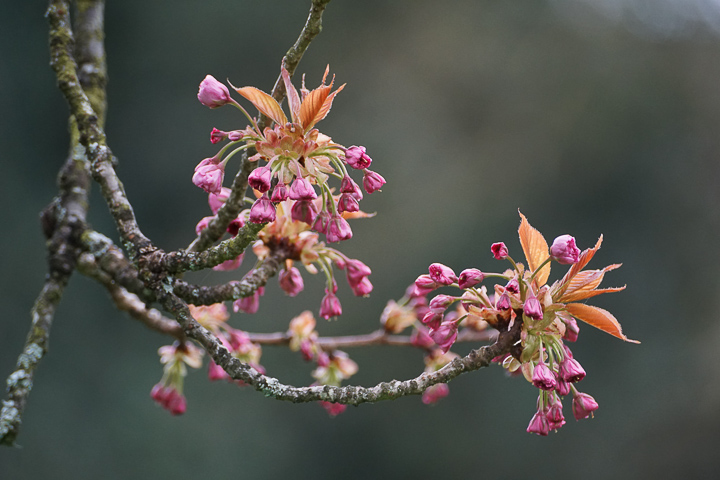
[{"left": 160, "top": 290, "right": 522, "bottom": 406}]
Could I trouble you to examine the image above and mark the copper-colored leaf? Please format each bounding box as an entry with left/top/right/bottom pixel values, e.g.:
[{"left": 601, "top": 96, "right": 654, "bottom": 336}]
[
  {"left": 518, "top": 211, "right": 550, "bottom": 286},
  {"left": 565, "top": 303, "right": 639, "bottom": 343},
  {"left": 559, "top": 264, "right": 622, "bottom": 302},
  {"left": 306, "top": 84, "right": 345, "bottom": 131},
  {"left": 281, "top": 66, "right": 301, "bottom": 123},
  {"left": 233, "top": 86, "right": 287, "bottom": 125}
]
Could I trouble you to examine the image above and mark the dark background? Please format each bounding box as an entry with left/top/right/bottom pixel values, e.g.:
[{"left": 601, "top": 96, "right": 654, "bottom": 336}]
[{"left": 2, "top": 0, "right": 720, "bottom": 478}]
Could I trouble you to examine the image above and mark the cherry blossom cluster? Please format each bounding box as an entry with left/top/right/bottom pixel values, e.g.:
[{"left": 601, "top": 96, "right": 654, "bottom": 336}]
[
  {"left": 415, "top": 213, "right": 637, "bottom": 434},
  {"left": 194, "top": 66, "right": 385, "bottom": 244}
]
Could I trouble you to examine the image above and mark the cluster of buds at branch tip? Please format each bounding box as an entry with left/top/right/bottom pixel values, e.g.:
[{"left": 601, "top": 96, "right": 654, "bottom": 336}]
[
  {"left": 416, "top": 212, "right": 637, "bottom": 434},
  {"left": 193, "top": 65, "right": 385, "bottom": 245},
  {"left": 151, "top": 342, "right": 204, "bottom": 415}
]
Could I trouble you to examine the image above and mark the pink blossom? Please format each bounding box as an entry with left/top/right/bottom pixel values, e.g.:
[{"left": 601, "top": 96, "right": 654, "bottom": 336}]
[
  {"left": 312, "top": 210, "right": 330, "bottom": 234},
  {"left": 291, "top": 199, "right": 318, "bottom": 225},
  {"left": 422, "top": 383, "right": 450, "bottom": 405},
  {"left": 271, "top": 182, "right": 289, "bottom": 202},
  {"left": 326, "top": 213, "right": 353, "bottom": 243},
  {"left": 192, "top": 160, "right": 225, "bottom": 194},
  {"left": 151, "top": 383, "right": 187, "bottom": 416},
  {"left": 337, "top": 193, "right": 359, "bottom": 213},
  {"left": 362, "top": 169, "right": 386, "bottom": 193},
  {"left": 429, "top": 321, "right": 459, "bottom": 354},
  {"left": 428, "top": 263, "right": 458, "bottom": 286},
  {"left": 572, "top": 392, "right": 599, "bottom": 420},
  {"left": 319, "top": 401, "right": 347, "bottom": 417},
  {"left": 320, "top": 289, "right": 342, "bottom": 319},
  {"left": 458, "top": 268, "right": 484, "bottom": 289},
  {"left": 289, "top": 177, "right": 317, "bottom": 200},
  {"left": 213, "top": 253, "right": 244, "bottom": 271},
  {"left": 527, "top": 410, "right": 550, "bottom": 436},
  {"left": 198, "top": 75, "right": 233, "bottom": 108},
  {"left": 505, "top": 278, "right": 520, "bottom": 294},
  {"left": 248, "top": 165, "right": 273, "bottom": 193},
  {"left": 550, "top": 234, "right": 581, "bottom": 265},
  {"left": 249, "top": 194, "right": 276, "bottom": 223},
  {"left": 340, "top": 175, "right": 363, "bottom": 201},
  {"left": 523, "top": 293, "right": 543, "bottom": 320},
  {"left": 559, "top": 357, "right": 586, "bottom": 383},
  {"left": 531, "top": 362, "right": 558, "bottom": 391},
  {"left": 547, "top": 403, "right": 566, "bottom": 431},
  {"left": 491, "top": 242, "right": 508, "bottom": 260},
  {"left": 226, "top": 216, "right": 244, "bottom": 236},
  {"left": 345, "top": 145, "right": 372, "bottom": 169},
  {"left": 279, "top": 267, "right": 304, "bottom": 297}
]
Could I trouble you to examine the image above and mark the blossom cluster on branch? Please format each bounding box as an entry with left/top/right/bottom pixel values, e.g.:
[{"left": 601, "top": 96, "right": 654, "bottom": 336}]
[{"left": 0, "top": 0, "right": 638, "bottom": 447}]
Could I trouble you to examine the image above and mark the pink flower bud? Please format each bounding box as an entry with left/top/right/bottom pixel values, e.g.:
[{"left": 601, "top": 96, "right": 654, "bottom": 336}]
[
  {"left": 428, "top": 263, "right": 458, "bottom": 286},
  {"left": 326, "top": 213, "right": 353, "bottom": 243},
  {"left": 320, "top": 289, "right": 342, "bottom": 319},
  {"left": 547, "top": 402, "right": 566, "bottom": 431},
  {"left": 279, "top": 267, "right": 304, "bottom": 297},
  {"left": 550, "top": 234, "right": 581, "bottom": 265},
  {"left": 208, "top": 361, "right": 230, "bottom": 381},
  {"left": 210, "top": 127, "right": 228, "bottom": 144},
  {"left": 572, "top": 392, "right": 599, "bottom": 420},
  {"left": 291, "top": 199, "right": 318, "bottom": 225},
  {"left": 531, "top": 362, "right": 558, "bottom": 391},
  {"left": 192, "top": 160, "right": 225, "bottom": 194},
  {"left": 312, "top": 210, "right": 331, "bottom": 234},
  {"left": 562, "top": 315, "right": 579, "bottom": 342},
  {"left": 345, "top": 145, "right": 372, "bottom": 169},
  {"left": 195, "top": 216, "right": 213, "bottom": 235},
  {"left": 208, "top": 187, "right": 231, "bottom": 214},
  {"left": 165, "top": 389, "right": 187, "bottom": 416},
  {"left": 249, "top": 194, "right": 276, "bottom": 223},
  {"left": 150, "top": 383, "right": 170, "bottom": 403},
  {"left": 523, "top": 293, "right": 543, "bottom": 320},
  {"left": 458, "top": 268, "right": 484, "bottom": 289},
  {"left": 319, "top": 401, "right": 347, "bottom": 417},
  {"left": 233, "top": 288, "right": 263, "bottom": 314},
  {"left": 421, "top": 383, "right": 450, "bottom": 405},
  {"left": 559, "top": 357, "right": 586, "bottom": 383},
  {"left": 248, "top": 166, "right": 273, "bottom": 193},
  {"left": 350, "top": 277, "right": 373, "bottom": 296},
  {"left": 345, "top": 259, "right": 372, "bottom": 287},
  {"left": 271, "top": 182, "right": 289, "bottom": 202},
  {"left": 289, "top": 177, "right": 317, "bottom": 200},
  {"left": 491, "top": 242, "right": 508, "bottom": 260},
  {"left": 556, "top": 378, "right": 571, "bottom": 396},
  {"left": 505, "top": 278, "right": 520, "bottom": 294},
  {"left": 429, "top": 322, "right": 459, "bottom": 354},
  {"left": 337, "top": 193, "right": 359, "bottom": 213},
  {"left": 213, "top": 253, "right": 244, "bottom": 272},
  {"left": 362, "top": 169, "right": 386, "bottom": 193},
  {"left": 411, "top": 326, "right": 435, "bottom": 349},
  {"left": 414, "top": 274, "right": 438, "bottom": 295},
  {"left": 226, "top": 216, "right": 244, "bottom": 236},
  {"left": 429, "top": 294, "right": 456, "bottom": 313},
  {"left": 527, "top": 410, "right": 550, "bottom": 436},
  {"left": 198, "top": 75, "right": 233, "bottom": 108},
  {"left": 340, "top": 175, "right": 363, "bottom": 201},
  {"left": 422, "top": 311, "right": 443, "bottom": 330},
  {"left": 496, "top": 293, "right": 512, "bottom": 310}
]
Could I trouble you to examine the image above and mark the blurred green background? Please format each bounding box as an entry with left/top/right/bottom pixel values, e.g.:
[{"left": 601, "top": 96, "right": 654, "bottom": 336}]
[{"left": 2, "top": 0, "right": 720, "bottom": 478}]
